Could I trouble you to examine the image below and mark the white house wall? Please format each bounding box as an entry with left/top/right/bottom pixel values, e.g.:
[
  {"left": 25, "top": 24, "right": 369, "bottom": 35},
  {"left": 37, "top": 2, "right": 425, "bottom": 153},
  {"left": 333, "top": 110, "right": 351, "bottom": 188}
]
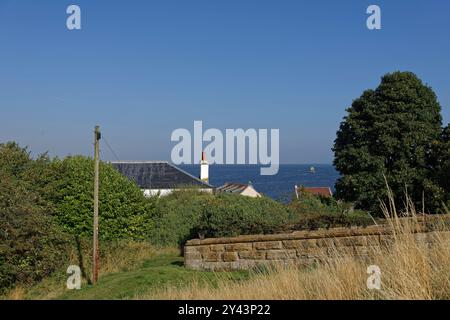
[
  {"left": 240, "top": 187, "right": 261, "bottom": 198},
  {"left": 143, "top": 188, "right": 213, "bottom": 197}
]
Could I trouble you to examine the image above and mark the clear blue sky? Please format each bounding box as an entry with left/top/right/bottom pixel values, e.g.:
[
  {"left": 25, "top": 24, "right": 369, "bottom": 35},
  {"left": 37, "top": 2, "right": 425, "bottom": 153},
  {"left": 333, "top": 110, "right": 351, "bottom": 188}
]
[{"left": 0, "top": 0, "right": 449, "bottom": 163}]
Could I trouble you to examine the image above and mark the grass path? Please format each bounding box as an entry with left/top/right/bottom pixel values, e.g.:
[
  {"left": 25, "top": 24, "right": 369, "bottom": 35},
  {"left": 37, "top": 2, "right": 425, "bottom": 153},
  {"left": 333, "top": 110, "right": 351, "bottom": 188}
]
[{"left": 56, "top": 254, "right": 249, "bottom": 300}]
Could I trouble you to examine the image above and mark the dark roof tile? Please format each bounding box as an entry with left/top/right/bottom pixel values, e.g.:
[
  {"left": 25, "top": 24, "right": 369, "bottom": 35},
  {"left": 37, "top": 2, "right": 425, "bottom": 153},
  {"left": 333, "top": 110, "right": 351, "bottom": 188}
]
[{"left": 111, "top": 161, "right": 213, "bottom": 189}]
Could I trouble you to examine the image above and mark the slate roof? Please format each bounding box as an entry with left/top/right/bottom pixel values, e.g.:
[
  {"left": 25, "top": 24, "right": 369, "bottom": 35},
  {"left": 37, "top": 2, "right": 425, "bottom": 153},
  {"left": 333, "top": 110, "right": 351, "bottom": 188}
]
[
  {"left": 111, "top": 161, "right": 213, "bottom": 190},
  {"left": 216, "top": 182, "right": 259, "bottom": 195}
]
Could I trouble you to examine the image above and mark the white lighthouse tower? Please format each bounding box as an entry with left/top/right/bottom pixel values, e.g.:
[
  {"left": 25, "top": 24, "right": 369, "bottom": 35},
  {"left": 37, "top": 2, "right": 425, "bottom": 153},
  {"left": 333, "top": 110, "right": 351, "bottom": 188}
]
[{"left": 200, "top": 151, "right": 209, "bottom": 183}]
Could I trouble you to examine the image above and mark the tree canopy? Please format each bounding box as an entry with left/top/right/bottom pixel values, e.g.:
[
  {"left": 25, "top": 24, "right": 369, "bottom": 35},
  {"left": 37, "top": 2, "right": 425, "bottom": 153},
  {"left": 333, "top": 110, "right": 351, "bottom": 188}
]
[
  {"left": 435, "top": 124, "right": 450, "bottom": 207},
  {"left": 333, "top": 71, "right": 444, "bottom": 214}
]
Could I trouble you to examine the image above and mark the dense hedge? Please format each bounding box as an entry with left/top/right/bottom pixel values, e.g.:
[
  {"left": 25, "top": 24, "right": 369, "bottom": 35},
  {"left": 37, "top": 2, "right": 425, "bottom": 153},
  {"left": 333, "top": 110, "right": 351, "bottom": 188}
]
[
  {"left": 146, "top": 190, "right": 205, "bottom": 246},
  {"left": 148, "top": 191, "right": 292, "bottom": 246},
  {"left": 0, "top": 198, "right": 70, "bottom": 294},
  {"left": 148, "top": 189, "right": 374, "bottom": 246},
  {"left": 286, "top": 190, "right": 374, "bottom": 230},
  {"left": 195, "top": 193, "right": 292, "bottom": 238},
  {"left": 47, "top": 156, "right": 156, "bottom": 240},
  {"left": 0, "top": 143, "right": 70, "bottom": 294}
]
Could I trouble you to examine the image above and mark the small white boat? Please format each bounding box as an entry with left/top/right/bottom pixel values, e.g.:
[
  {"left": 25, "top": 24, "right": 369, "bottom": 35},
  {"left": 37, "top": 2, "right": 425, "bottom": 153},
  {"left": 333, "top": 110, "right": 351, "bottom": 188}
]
[{"left": 309, "top": 166, "right": 316, "bottom": 174}]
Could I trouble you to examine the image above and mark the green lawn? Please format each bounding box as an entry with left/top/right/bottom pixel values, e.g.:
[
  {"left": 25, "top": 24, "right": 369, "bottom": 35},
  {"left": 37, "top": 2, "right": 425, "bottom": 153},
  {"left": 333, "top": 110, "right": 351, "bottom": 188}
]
[{"left": 55, "top": 254, "right": 250, "bottom": 300}]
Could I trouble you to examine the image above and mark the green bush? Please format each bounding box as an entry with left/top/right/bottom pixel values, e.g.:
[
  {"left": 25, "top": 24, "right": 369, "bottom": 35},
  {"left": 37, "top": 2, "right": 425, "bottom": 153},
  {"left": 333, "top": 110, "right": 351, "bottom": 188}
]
[
  {"left": 147, "top": 190, "right": 374, "bottom": 246},
  {"left": 49, "top": 156, "right": 156, "bottom": 240},
  {"left": 148, "top": 191, "right": 292, "bottom": 246},
  {"left": 195, "top": 194, "right": 292, "bottom": 238},
  {"left": 0, "top": 143, "right": 70, "bottom": 294},
  {"left": 147, "top": 190, "right": 207, "bottom": 246},
  {"left": 287, "top": 191, "right": 374, "bottom": 230}
]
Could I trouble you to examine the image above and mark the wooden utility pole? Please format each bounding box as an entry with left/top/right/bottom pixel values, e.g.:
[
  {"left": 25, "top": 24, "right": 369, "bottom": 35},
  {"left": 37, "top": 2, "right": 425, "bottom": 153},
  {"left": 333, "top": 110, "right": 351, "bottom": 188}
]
[{"left": 93, "top": 125, "right": 101, "bottom": 285}]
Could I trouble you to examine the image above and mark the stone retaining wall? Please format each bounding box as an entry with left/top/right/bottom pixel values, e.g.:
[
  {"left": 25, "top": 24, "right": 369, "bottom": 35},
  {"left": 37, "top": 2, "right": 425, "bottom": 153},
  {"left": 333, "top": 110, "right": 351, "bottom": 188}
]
[{"left": 184, "top": 219, "right": 450, "bottom": 271}]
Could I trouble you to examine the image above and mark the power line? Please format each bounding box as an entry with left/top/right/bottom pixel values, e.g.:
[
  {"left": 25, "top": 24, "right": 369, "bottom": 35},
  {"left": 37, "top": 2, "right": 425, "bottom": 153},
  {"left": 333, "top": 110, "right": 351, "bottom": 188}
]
[{"left": 102, "top": 135, "right": 121, "bottom": 161}]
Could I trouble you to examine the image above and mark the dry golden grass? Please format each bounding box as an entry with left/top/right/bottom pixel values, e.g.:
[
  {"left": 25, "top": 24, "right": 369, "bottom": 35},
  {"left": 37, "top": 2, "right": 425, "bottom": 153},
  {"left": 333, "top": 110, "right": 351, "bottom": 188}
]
[
  {"left": 6, "top": 287, "right": 27, "bottom": 300},
  {"left": 139, "top": 195, "right": 450, "bottom": 300}
]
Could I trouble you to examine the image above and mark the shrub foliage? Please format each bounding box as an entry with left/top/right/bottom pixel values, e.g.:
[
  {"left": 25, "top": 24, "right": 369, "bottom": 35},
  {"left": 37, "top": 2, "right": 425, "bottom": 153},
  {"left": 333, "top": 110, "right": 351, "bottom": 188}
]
[
  {"left": 149, "top": 191, "right": 292, "bottom": 246},
  {"left": 286, "top": 190, "right": 373, "bottom": 230},
  {"left": 48, "top": 156, "right": 155, "bottom": 240},
  {"left": 0, "top": 143, "right": 69, "bottom": 294}
]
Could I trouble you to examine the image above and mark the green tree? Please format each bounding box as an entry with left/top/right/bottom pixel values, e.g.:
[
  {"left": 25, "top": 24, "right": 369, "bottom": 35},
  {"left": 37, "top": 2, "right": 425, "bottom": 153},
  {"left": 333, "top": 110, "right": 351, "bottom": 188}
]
[
  {"left": 0, "top": 142, "right": 61, "bottom": 207},
  {"left": 0, "top": 142, "right": 31, "bottom": 177},
  {"left": 49, "top": 156, "right": 156, "bottom": 240},
  {"left": 435, "top": 124, "right": 450, "bottom": 207},
  {"left": 333, "top": 72, "right": 443, "bottom": 214}
]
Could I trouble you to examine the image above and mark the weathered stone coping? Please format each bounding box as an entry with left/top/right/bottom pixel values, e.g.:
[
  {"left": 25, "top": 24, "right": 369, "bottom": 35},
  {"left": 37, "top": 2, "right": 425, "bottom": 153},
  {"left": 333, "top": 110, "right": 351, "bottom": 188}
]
[
  {"left": 188, "top": 226, "right": 394, "bottom": 245},
  {"left": 186, "top": 215, "right": 450, "bottom": 246}
]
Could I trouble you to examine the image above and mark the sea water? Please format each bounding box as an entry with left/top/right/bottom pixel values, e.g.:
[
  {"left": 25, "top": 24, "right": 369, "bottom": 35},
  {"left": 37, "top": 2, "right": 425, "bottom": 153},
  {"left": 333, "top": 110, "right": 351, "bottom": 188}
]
[{"left": 179, "top": 164, "right": 339, "bottom": 201}]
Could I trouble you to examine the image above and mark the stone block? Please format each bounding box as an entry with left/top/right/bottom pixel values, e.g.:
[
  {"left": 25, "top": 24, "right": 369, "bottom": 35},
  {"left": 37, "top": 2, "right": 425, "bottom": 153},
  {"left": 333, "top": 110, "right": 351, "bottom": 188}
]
[
  {"left": 239, "top": 251, "right": 266, "bottom": 260},
  {"left": 185, "top": 252, "right": 202, "bottom": 260},
  {"left": 266, "top": 250, "right": 296, "bottom": 260},
  {"left": 334, "top": 236, "right": 367, "bottom": 246},
  {"left": 297, "top": 247, "right": 328, "bottom": 258},
  {"left": 254, "top": 241, "right": 282, "bottom": 250},
  {"left": 215, "top": 262, "right": 231, "bottom": 271},
  {"left": 197, "top": 245, "right": 211, "bottom": 254},
  {"left": 210, "top": 244, "right": 225, "bottom": 252},
  {"left": 223, "top": 252, "right": 239, "bottom": 262},
  {"left": 204, "top": 252, "right": 221, "bottom": 262},
  {"left": 365, "top": 235, "right": 380, "bottom": 245},
  {"left": 185, "top": 260, "right": 201, "bottom": 270},
  {"left": 283, "top": 239, "right": 318, "bottom": 249},
  {"left": 238, "top": 260, "right": 256, "bottom": 269},
  {"left": 202, "top": 262, "right": 217, "bottom": 271},
  {"left": 282, "top": 240, "right": 302, "bottom": 249},
  {"left": 184, "top": 246, "right": 198, "bottom": 254},
  {"left": 225, "top": 243, "right": 253, "bottom": 252},
  {"left": 299, "top": 239, "right": 318, "bottom": 249},
  {"left": 316, "top": 238, "right": 335, "bottom": 247}
]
